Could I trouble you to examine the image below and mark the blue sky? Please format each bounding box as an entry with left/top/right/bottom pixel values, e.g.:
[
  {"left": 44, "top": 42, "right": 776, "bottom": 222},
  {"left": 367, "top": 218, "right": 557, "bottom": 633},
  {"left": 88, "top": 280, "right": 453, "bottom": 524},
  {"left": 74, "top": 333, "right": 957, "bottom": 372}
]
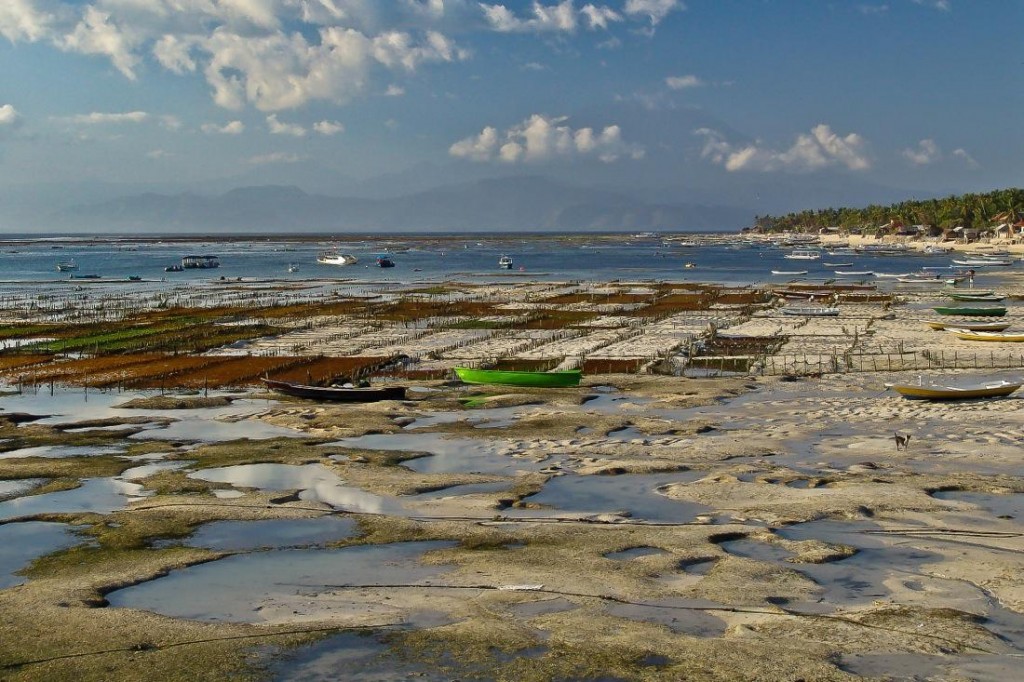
[{"left": 0, "top": 0, "right": 1021, "bottom": 212}]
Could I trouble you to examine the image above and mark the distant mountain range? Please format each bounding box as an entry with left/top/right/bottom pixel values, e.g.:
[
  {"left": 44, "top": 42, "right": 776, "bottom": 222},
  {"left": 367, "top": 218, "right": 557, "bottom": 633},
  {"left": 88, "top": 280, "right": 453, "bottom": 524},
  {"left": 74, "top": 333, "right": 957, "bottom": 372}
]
[{"left": 47, "top": 176, "right": 754, "bottom": 233}]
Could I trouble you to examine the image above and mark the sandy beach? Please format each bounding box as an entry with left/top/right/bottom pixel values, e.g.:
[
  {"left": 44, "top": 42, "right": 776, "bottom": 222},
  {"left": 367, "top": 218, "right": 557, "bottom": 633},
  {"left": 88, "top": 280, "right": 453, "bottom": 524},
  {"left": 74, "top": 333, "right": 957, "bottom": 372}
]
[{"left": 1, "top": 269, "right": 1023, "bottom": 681}]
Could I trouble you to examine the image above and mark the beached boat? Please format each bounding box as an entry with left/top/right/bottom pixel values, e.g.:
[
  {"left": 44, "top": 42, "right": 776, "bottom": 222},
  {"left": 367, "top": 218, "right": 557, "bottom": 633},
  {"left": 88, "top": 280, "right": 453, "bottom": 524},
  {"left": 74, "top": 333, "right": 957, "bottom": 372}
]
[
  {"left": 874, "top": 272, "right": 911, "bottom": 279},
  {"left": 932, "top": 306, "right": 1007, "bottom": 317},
  {"left": 784, "top": 250, "right": 821, "bottom": 260},
  {"left": 771, "top": 270, "right": 808, "bottom": 276},
  {"left": 454, "top": 367, "right": 582, "bottom": 387},
  {"left": 56, "top": 259, "right": 78, "bottom": 272},
  {"left": 947, "top": 292, "right": 1005, "bottom": 302},
  {"left": 781, "top": 306, "right": 840, "bottom": 316},
  {"left": 922, "top": 320, "right": 1011, "bottom": 332},
  {"left": 317, "top": 251, "right": 358, "bottom": 266},
  {"left": 262, "top": 378, "right": 406, "bottom": 402},
  {"left": 889, "top": 379, "right": 1021, "bottom": 400},
  {"left": 950, "top": 330, "right": 1024, "bottom": 342},
  {"left": 499, "top": 255, "right": 514, "bottom": 269}
]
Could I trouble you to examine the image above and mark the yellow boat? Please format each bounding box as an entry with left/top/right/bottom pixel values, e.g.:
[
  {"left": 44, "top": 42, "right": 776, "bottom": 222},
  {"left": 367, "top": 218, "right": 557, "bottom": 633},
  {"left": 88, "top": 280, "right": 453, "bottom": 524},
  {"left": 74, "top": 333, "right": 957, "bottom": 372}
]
[
  {"left": 951, "top": 330, "right": 1024, "bottom": 342},
  {"left": 922, "top": 319, "right": 1010, "bottom": 332},
  {"left": 889, "top": 379, "right": 1022, "bottom": 400}
]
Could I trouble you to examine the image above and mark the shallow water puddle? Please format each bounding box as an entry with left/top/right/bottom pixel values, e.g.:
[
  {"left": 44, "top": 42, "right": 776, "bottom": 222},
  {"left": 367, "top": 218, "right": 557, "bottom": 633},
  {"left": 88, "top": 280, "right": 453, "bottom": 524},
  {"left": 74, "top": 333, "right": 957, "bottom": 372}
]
[
  {"left": 0, "top": 479, "right": 46, "bottom": 501},
  {"left": 0, "top": 444, "right": 125, "bottom": 460},
  {"left": 605, "top": 546, "right": 669, "bottom": 561},
  {"left": 605, "top": 598, "right": 728, "bottom": 637},
  {"left": 840, "top": 652, "right": 1023, "bottom": 682},
  {"left": 178, "top": 516, "right": 359, "bottom": 551},
  {"left": 328, "top": 433, "right": 539, "bottom": 476},
  {"left": 267, "top": 631, "right": 456, "bottom": 682},
  {"left": 509, "top": 472, "right": 708, "bottom": 522},
  {"left": 107, "top": 540, "right": 457, "bottom": 623},
  {"left": 130, "top": 416, "right": 301, "bottom": 442},
  {"left": 0, "top": 521, "right": 84, "bottom": 588},
  {"left": 119, "top": 460, "right": 192, "bottom": 480},
  {"left": 0, "top": 477, "right": 148, "bottom": 520},
  {"left": 406, "top": 405, "right": 524, "bottom": 431},
  {"left": 932, "top": 490, "right": 1024, "bottom": 519},
  {"left": 189, "top": 463, "right": 406, "bottom": 515}
]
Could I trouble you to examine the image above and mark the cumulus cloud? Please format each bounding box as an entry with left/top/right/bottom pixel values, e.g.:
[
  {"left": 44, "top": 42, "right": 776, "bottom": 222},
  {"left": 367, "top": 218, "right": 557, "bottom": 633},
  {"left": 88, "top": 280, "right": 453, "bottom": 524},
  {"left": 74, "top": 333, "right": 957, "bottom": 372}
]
[
  {"left": 59, "top": 6, "right": 141, "bottom": 80},
  {"left": 901, "top": 138, "right": 940, "bottom": 165},
  {"left": 58, "top": 111, "right": 150, "bottom": 125},
  {"left": 695, "top": 124, "right": 871, "bottom": 172},
  {"left": 248, "top": 151, "right": 304, "bottom": 164},
  {"left": 201, "top": 120, "right": 245, "bottom": 134},
  {"left": 0, "top": 104, "right": 20, "bottom": 126},
  {"left": 450, "top": 114, "right": 644, "bottom": 163},
  {"left": 581, "top": 4, "right": 622, "bottom": 29},
  {"left": 159, "top": 114, "right": 182, "bottom": 130},
  {"left": 481, "top": 1, "right": 628, "bottom": 33},
  {"left": 0, "top": 0, "right": 53, "bottom": 42},
  {"left": 267, "top": 113, "right": 306, "bottom": 136},
  {"left": 384, "top": 84, "right": 405, "bottom": 96},
  {"left": 313, "top": 119, "right": 344, "bottom": 135},
  {"left": 952, "top": 148, "right": 979, "bottom": 168},
  {"left": 623, "top": 0, "right": 684, "bottom": 25},
  {"left": 665, "top": 74, "right": 701, "bottom": 89}
]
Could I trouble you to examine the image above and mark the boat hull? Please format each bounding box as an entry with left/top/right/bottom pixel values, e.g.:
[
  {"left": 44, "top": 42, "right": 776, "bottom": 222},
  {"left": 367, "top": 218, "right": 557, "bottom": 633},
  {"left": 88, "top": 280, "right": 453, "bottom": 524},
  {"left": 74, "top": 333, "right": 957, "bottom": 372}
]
[
  {"left": 262, "top": 379, "right": 405, "bottom": 402},
  {"left": 952, "top": 331, "right": 1024, "bottom": 342},
  {"left": 923, "top": 320, "right": 1010, "bottom": 331},
  {"left": 892, "top": 382, "right": 1021, "bottom": 400},
  {"left": 932, "top": 307, "right": 1007, "bottom": 317},
  {"left": 454, "top": 367, "right": 582, "bottom": 387}
]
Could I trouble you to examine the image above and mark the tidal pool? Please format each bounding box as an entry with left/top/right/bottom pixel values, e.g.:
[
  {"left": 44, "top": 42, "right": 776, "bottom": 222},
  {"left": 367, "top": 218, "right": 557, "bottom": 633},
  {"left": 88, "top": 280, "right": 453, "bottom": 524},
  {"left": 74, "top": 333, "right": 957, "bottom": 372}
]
[
  {"left": 0, "top": 521, "right": 84, "bottom": 588},
  {"left": 328, "top": 433, "right": 539, "bottom": 476},
  {"left": 107, "top": 541, "right": 457, "bottom": 623},
  {"left": 932, "top": 490, "right": 1024, "bottom": 519},
  {"left": 0, "top": 445, "right": 124, "bottom": 460},
  {"left": 268, "top": 631, "right": 455, "bottom": 682},
  {"left": 0, "top": 477, "right": 148, "bottom": 521},
  {"left": 179, "top": 516, "right": 359, "bottom": 551},
  {"left": 0, "top": 479, "right": 45, "bottom": 501}
]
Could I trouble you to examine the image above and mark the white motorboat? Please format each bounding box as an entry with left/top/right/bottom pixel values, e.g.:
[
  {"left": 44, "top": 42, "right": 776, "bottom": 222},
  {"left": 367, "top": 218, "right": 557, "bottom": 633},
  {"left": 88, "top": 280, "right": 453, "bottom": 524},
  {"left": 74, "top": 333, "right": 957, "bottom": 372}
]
[
  {"left": 784, "top": 250, "right": 822, "bottom": 260},
  {"left": 771, "top": 270, "right": 808, "bottom": 276},
  {"left": 317, "top": 251, "right": 358, "bottom": 266},
  {"left": 56, "top": 259, "right": 78, "bottom": 272},
  {"left": 287, "top": 263, "right": 299, "bottom": 273},
  {"left": 498, "top": 255, "right": 514, "bottom": 269}
]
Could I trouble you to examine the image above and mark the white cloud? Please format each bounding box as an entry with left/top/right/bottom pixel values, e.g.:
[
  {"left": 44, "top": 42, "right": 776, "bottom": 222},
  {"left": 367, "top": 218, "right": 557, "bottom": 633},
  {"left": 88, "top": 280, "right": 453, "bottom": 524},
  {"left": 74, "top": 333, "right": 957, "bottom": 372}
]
[
  {"left": 581, "top": 4, "right": 622, "bottom": 29},
  {"left": 385, "top": 84, "right": 405, "bottom": 96},
  {"left": 58, "top": 111, "right": 150, "bottom": 125},
  {"left": 248, "top": 151, "right": 305, "bottom": 164},
  {"left": 623, "top": 0, "right": 684, "bottom": 25},
  {"left": 450, "top": 114, "right": 644, "bottom": 163},
  {"left": 159, "top": 114, "right": 182, "bottom": 130},
  {"left": 201, "top": 120, "right": 245, "bottom": 134},
  {"left": 695, "top": 124, "right": 871, "bottom": 172},
  {"left": 267, "top": 113, "right": 306, "bottom": 136},
  {"left": 665, "top": 74, "right": 701, "bottom": 89},
  {"left": 911, "top": 0, "right": 951, "bottom": 11},
  {"left": 901, "top": 138, "right": 940, "bottom": 165},
  {"left": 952, "top": 148, "right": 979, "bottom": 168},
  {"left": 0, "top": 0, "right": 53, "bottom": 42},
  {"left": 59, "top": 6, "right": 141, "bottom": 80},
  {"left": 0, "top": 104, "right": 20, "bottom": 126},
  {"left": 153, "top": 34, "right": 197, "bottom": 74},
  {"left": 481, "top": 1, "right": 627, "bottom": 32},
  {"left": 857, "top": 4, "right": 890, "bottom": 15},
  {"left": 146, "top": 148, "right": 173, "bottom": 159},
  {"left": 313, "top": 119, "right": 344, "bottom": 135}
]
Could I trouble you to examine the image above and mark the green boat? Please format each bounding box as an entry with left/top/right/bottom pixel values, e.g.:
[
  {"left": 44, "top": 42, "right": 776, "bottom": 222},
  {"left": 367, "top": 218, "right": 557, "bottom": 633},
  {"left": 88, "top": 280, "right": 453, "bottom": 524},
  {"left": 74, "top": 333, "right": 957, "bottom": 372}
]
[
  {"left": 454, "top": 367, "right": 583, "bottom": 387},
  {"left": 932, "top": 306, "right": 1007, "bottom": 317},
  {"left": 947, "top": 292, "right": 1005, "bottom": 302}
]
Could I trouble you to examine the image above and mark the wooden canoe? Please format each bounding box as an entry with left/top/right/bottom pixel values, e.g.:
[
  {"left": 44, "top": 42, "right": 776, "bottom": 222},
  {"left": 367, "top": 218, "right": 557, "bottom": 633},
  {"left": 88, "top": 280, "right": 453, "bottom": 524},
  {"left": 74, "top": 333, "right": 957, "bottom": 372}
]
[
  {"left": 947, "top": 293, "right": 1006, "bottom": 302},
  {"left": 922, "top": 320, "right": 1011, "bottom": 332},
  {"left": 890, "top": 380, "right": 1021, "bottom": 400},
  {"left": 262, "top": 378, "right": 406, "bottom": 402},
  {"left": 454, "top": 367, "right": 582, "bottom": 387},
  {"left": 932, "top": 306, "right": 1007, "bottom": 317}
]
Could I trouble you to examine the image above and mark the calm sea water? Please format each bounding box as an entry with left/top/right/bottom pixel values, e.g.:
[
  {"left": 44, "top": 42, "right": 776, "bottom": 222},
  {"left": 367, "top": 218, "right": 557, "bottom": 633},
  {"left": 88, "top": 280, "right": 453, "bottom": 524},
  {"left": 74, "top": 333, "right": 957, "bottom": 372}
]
[{"left": 0, "top": 234, "right": 1006, "bottom": 288}]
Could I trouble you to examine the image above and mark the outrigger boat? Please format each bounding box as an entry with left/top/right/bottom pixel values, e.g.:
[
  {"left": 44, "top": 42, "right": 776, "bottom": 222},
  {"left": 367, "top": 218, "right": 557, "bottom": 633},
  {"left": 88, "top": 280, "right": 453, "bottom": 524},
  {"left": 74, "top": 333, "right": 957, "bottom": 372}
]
[
  {"left": 950, "top": 330, "right": 1024, "bottom": 342},
  {"left": 262, "top": 378, "right": 406, "bottom": 402},
  {"left": 932, "top": 306, "right": 1007, "bottom": 317},
  {"left": 922, "top": 319, "right": 1011, "bottom": 332},
  {"left": 454, "top": 367, "right": 582, "bottom": 387},
  {"left": 888, "top": 379, "right": 1021, "bottom": 400}
]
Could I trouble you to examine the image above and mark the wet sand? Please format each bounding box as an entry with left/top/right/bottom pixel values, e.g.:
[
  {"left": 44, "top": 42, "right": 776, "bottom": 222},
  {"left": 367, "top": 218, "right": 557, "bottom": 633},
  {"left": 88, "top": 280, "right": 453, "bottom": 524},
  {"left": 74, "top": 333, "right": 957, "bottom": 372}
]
[{"left": 1, "top": 275, "right": 1024, "bottom": 681}]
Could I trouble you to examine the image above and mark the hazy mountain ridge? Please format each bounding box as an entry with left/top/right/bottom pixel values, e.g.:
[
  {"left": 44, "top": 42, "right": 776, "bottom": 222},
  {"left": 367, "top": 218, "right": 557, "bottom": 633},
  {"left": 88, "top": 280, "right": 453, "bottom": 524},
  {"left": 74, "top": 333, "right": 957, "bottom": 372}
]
[{"left": 49, "top": 176, "right": 754, "bottom": 233}]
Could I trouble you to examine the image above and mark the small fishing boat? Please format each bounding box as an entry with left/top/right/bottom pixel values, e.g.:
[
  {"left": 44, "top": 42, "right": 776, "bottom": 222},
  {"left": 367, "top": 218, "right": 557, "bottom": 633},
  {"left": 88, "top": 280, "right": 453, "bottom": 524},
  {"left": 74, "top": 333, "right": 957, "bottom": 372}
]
[
  {"left": 376, "top": 256, "right": 396, "bottom": 268},
  {"left": 922, "top": 320, "right": 1011, "bottom": 332},
  {"left": 684, "top": 262, "right": 697, "bottom": 269},
  {"left": 953, "top": 258, "right": 1012, "bottom": 267},
  {"left": 498, "top": 255, "right": 514, "bottom": 269},
  {"left": 287, "top": 263, "right": 299, "bottom": 273},
  {"left": 164, "top": 264, "right": 184, "bottom": 272},
  {"left": 823, "top": 262, "right": 853, "bottom": 267},
  {"left": 262, "top": 378, "right": 406, "bottom": 402},
  {"left": 317, "top": 251, "right": 358, "bottom": 266},
  {"left": 781, "top": 306, "right": 840, "bottom": 316},
  {"left": 784, "top": 250, "right": 821, "bottom": 260},
  {"left": 773, "top": 289, "right": 832, "bottom": 300},
  {"left": 932, "top": 306, "right": 1007, "bottom": 317},
  {"left": 454, "top": 367, "right": 582, "bottom": 387},
  {"left": 947, "top": 292, "right": 1005, "bottom": 302},
  {"left": 889, "top": 379, "right": 1021, "bottom": 400},
  {"left": 56, "top": 259, "right": 78, "bottom": 272},
  {"left": 950, "top": 330, "right": 1024, "bottom": 342},
  {"left": 771, "top": 270, "right": 808, "bottom": 276},
  {"left": 874, "top": 272, "right": 911, "bottom": 279}
]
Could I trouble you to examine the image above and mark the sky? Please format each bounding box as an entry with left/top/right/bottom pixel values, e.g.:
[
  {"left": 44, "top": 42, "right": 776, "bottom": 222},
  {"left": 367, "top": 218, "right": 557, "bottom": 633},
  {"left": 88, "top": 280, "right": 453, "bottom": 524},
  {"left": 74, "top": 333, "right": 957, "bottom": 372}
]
[{"left": 0, "top": 0, "right": 1022, "bottom": 220}]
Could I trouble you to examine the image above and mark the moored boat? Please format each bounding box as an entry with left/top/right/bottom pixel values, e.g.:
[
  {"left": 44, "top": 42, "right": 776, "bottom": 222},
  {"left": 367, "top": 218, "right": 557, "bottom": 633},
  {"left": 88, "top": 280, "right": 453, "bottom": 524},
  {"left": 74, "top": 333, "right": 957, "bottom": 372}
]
[
  {"left": 317, "top": 251, "right": 358, "bottom": 265},
  {"left": 771, "top": 270, "right": 808, "bottom": 276},
  {"left": 889, "top": 379, "right": 1021, "bottom": 400},
  {"left": 376, "top": 256, "right": 396, "bottom": 268},
  {"left": 932, "top": 306, "right": 1007, "bottom": 317},
  {"left": 499, "top": 255, "right": 514, "bottom": 269},
  {"left": 950, "top": 330, "right": 1024, "bottom": 342},
  {"left": 922, "top": 319, "right": 1011, "bottom": 332},
  {"left": 454, "top": 367, "right": 582, "bottom": 387},
  {"left": 262, "top": 378, "right": 406, "bottom": 402},
  {"left": 784, "top": 250, "right": 821, "bottom": 260},
  {"left": 56, "top": 259, "right": 78, "bottom": 272},
  {"left": 182, "top": 255, "right": 220, "bottom": 269},
  {"left": 947, "top": 292, "right": 1005, "bottom": 302},
  {"left": 164, "top": 264, "right": 184, "bottom": 272}
]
